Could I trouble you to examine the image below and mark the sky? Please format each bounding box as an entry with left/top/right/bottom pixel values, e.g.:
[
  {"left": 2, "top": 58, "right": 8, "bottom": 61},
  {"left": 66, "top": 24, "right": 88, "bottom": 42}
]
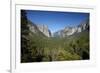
[{"left": 25, "top": 10, "right": 89, "bottom": 33}]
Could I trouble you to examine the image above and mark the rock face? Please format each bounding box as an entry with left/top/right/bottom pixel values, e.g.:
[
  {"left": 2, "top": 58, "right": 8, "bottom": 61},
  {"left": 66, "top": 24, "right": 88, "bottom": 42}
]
[
  {"left": 27, "top": 19, "right": 89, "bottom": 38},
  {"left": 28, "top": 20, "right": 51, "bottom": 37},
  {"left": 36, "top": 24, "right": 51, "bottom": 37},
  {"left": 53, "top": 19, "right": 89, "bottom": 37}
]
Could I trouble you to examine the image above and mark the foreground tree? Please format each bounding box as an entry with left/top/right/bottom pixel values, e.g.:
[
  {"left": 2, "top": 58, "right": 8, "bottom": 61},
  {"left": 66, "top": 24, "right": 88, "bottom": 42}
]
[{"left": 21, "top": 10, "right": 33, "bottom": 62}]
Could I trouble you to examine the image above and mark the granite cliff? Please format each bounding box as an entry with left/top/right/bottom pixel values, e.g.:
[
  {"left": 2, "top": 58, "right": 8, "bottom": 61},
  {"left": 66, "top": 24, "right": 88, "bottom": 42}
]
[{"left": 53, "top": 19, "right": 89, "bottom": 37}]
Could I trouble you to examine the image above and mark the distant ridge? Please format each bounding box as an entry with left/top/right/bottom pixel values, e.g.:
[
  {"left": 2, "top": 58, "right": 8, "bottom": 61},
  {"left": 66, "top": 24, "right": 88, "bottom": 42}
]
[{"left": 53, "top": 19, "right": 89, "bottom": 38}]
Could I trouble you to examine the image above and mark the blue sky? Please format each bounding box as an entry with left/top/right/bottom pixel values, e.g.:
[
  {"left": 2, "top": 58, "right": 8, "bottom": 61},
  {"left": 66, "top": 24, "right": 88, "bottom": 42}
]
[{"left": 25, "top": 10, "right": 89, "bottom": 33}]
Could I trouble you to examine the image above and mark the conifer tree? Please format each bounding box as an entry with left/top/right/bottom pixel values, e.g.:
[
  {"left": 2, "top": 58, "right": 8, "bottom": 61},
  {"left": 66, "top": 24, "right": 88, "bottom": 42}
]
[{"left": 21, "top": 10, "right": 32, "bottom": 62}]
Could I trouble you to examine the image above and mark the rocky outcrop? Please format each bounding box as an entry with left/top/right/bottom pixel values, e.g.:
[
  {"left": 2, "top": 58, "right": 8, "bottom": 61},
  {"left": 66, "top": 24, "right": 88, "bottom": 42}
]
[
  {"left": 36, "top": 24, "right": 51, "bottom": 37},
  {"left": 53, "top": 19, "right": 89, "bottom": 37},
  {"left": 27, "top": 19, "right": 89, "bottom": 38},
  {"left": 28, "top": 20, "right": 51, "bottom": 37}
]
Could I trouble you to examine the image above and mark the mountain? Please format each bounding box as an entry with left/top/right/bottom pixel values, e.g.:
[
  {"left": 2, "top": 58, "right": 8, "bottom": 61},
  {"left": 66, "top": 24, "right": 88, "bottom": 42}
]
[
  {"left": 21, "top": 17, "right": 89, "bottom": 62},
  {"left": 27, "top": 20, "right": 51, "bottom": 37},
  {"left": 36, "top": 24, "right": 51, "bottom": 37},
  {"left": 53, "top": 19, "right": 89, "bottom": 37},
  {"left": 27, "top": 19, "right": 89, "bottom": 38}
]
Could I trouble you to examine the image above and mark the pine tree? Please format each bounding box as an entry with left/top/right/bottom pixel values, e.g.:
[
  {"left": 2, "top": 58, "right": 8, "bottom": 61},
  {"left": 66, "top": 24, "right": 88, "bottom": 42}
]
[{"left": 21, "top": 10, "right": 33, "bottom": 62}]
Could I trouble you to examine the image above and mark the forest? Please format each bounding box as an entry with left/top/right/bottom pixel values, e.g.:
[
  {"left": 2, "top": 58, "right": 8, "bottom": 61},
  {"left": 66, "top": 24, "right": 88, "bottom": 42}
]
[{"left": 21, "top": 10, "right": 89, "bottom": 63}]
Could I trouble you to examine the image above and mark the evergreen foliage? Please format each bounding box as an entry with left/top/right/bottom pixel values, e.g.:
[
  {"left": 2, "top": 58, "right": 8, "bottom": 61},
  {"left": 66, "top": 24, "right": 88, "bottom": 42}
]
[{"left": 21, "top": 10, "right": 89, "bottom": 63}]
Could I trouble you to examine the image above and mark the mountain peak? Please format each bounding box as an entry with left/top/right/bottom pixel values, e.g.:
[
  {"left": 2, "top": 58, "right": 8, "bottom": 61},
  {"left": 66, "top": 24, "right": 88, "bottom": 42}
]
[
  {"left": 53, "top": 19, "right": 89, "bottom": 37},
  {"left": 28, "top": 20, "right": 51, "bottom": 37},
  {"left": 28, "top": 19, "right": 89, "bottom": 38}
]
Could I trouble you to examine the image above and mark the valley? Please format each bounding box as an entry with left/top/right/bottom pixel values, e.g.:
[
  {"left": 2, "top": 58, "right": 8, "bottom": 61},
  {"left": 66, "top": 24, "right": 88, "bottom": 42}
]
[{"left": 21, "top": 10, "right": 89, "bottom": 63}]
